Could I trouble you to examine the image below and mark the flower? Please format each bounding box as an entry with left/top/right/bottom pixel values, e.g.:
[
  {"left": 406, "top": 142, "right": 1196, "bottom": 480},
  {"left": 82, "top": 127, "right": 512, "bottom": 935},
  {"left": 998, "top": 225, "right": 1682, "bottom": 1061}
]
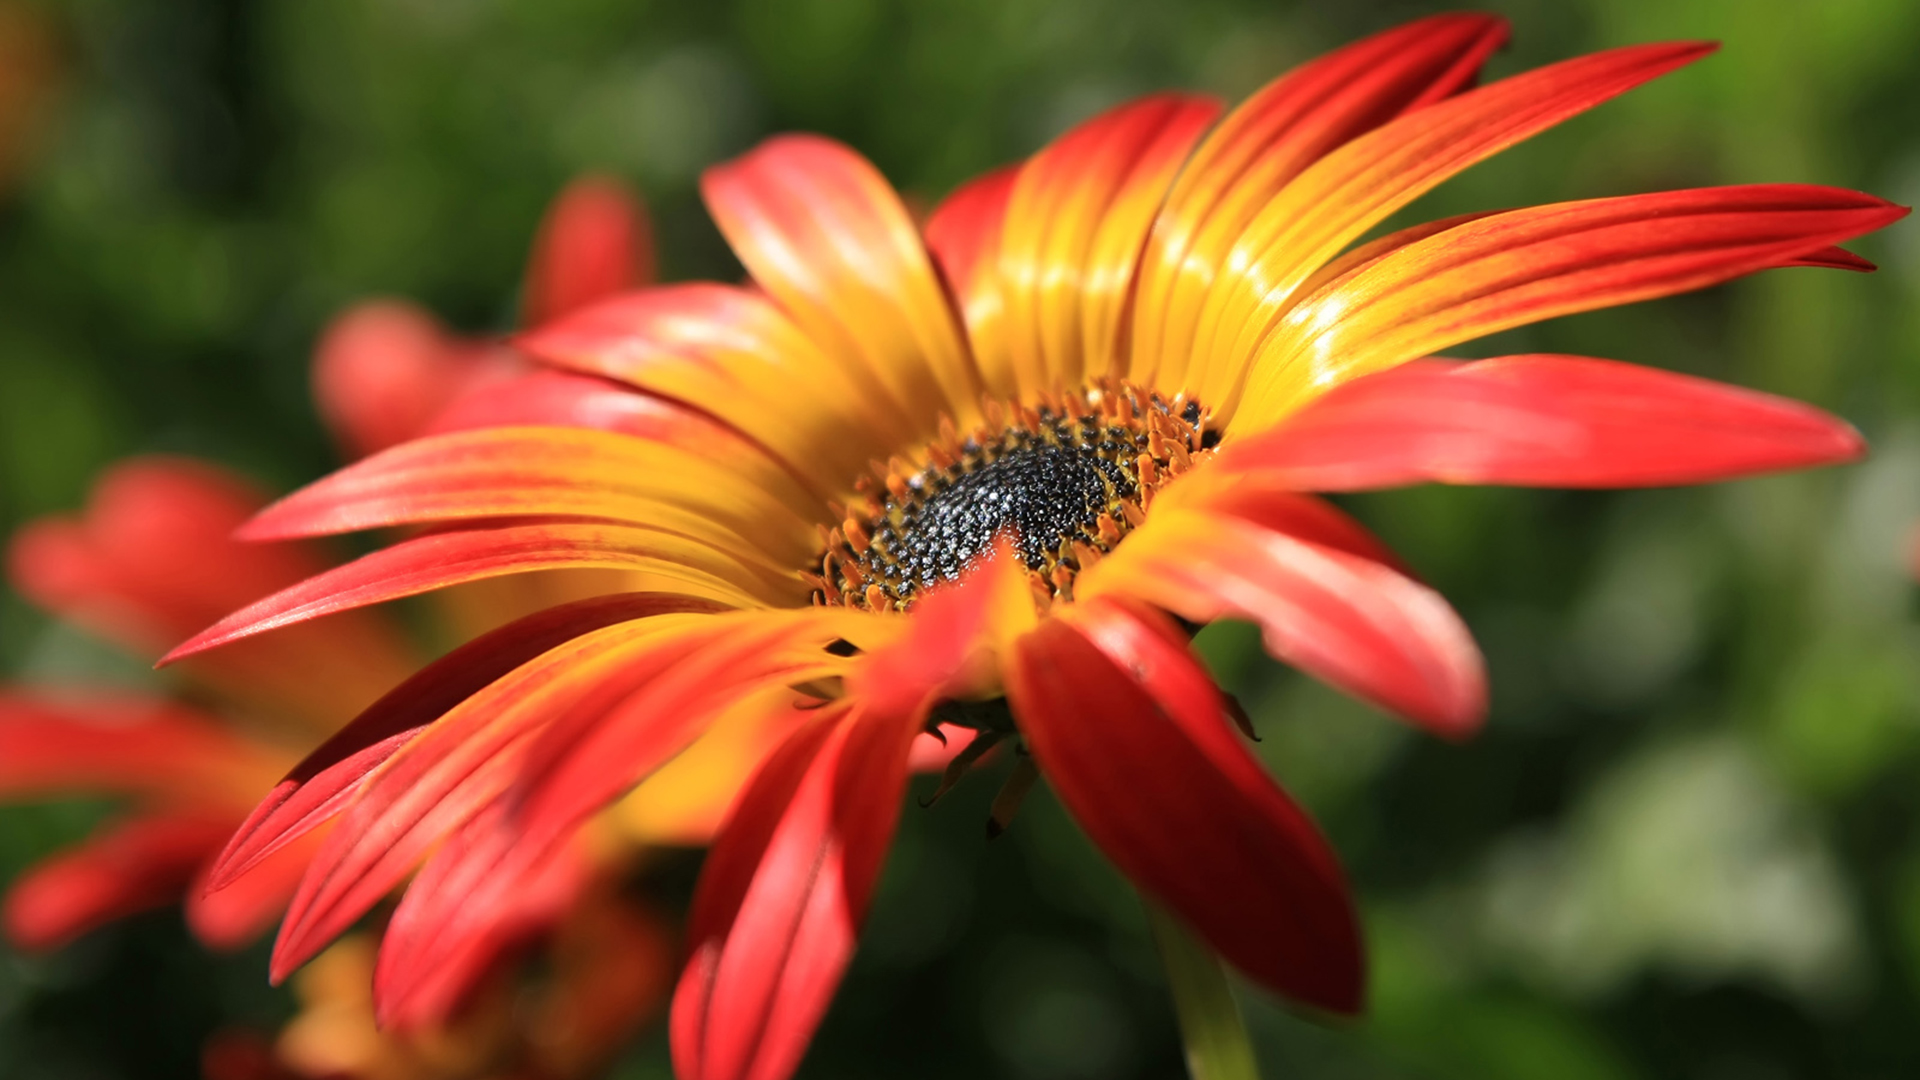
[
  {"left": 312, "top": 174, "right": 656, "bottom": 461},
  {"left": 0, "top": 179, "right": 739, "bottom": 1076},
  {"left": 170, "top": 14, "right": 1906, "bottom": 1080},
  {"left": 1, "top": 457, "right": 414, "bottom": 951}
]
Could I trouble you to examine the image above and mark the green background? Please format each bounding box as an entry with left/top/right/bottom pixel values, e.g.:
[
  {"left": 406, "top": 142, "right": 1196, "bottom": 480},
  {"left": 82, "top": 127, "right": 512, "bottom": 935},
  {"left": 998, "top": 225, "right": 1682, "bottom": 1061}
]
[{"left": 2, "top": 0, "right": 1918, "bottom": 1077}]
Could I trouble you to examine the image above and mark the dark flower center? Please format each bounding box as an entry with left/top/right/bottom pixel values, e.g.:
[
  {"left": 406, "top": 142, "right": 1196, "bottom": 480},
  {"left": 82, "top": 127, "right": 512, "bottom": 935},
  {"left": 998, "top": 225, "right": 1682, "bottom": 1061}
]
[
  {"left": 880, "top": 442, "right": 1130, "bottom": 588},
  {"left": 810, "top": 382, "right": 1214, "bottom": 611}
]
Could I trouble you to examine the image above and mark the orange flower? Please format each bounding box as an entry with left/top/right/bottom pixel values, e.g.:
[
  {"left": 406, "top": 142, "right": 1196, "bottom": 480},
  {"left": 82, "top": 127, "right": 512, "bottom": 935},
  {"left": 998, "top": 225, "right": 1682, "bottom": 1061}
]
[{"left": 171, "top": 15, "right": 1905, "bottom": 1080}]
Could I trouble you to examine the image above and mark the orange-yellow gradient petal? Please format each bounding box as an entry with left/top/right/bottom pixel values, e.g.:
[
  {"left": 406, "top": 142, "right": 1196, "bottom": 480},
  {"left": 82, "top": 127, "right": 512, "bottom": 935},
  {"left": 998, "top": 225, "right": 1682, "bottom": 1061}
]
[
  {"left": 1236, "top": 185, "right": 1907, "bottom": 426},
  {"left": 703, "top": 136, "right": 981, "bottom": 434},
  {"left": 994, "top": 94, "right": 1222, "bottom": 393},
  {"left": 518, "top": 283, "right": 901, "bottom": 498},
  {"left": 238, "top": 426, "right": 817, "bottom": 569},
  {"left": 1129, "top": 13, "right": 1509, "bottom": 393},
  {"left": 1185, "top": 42, "right": 1715, "bottom": 420}
]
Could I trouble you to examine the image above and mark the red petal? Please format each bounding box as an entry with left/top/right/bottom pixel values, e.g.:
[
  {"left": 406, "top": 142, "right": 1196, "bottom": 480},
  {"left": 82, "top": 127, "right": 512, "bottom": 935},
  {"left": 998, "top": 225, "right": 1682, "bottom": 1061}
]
[
  {"left": 162, "top": 520, "right": 785, "bottom": 664},
  {"left": 355, "top": 611, "right": 869, "bottom": 1024},
  {"left": 1238, "top": 185, "right": 1909, "bottom": 425},
  {"left": 311, "top": 301, "right": 519, "bottom": 459},
  {"left": 524, "top": 175, "right": 655, "bottom": 327},
  {"left": 1080, "top": 511, "right": 1484, "bottom": 735},
  {"left": 184, "top": 830, "right": 318, "bottom": 951},
  {"left": 9, "top": 458, "right": 319, "bottom": 653},
  {"left": 1131, "top": 12, "right": 1510, "bottom": 390},
  {"left": 203, "top": 592, "right": 723, "bottom": 891},
  {"left": 266, "top": 607, "right": 806, "bottom": 976},
  {"left": 9, "top": 457, "right": 415, "bottom": 728},
  {"left": 267, "top": 617, "right": 714, "bottom": 981},
  {"left": 4, "top": 814, "right": 230, "bottom": 951},
  {"left": 373, "top": 812, "right": 594, "bottom": 1029},
  {"left": 1787, "top": 245, "right": 1875, "bottom": 272},
  {"left": 1155, "top": 488, "right": 1412, "bottom": 574},
  {"left": 672, "top": 704, "right": 916, "bottom": 1080},
  {"left": 0, "top": 693, "right": 276, "bottom": 808},
  {"left": 671, "top": 555, "right": 1014, "bottom": 1080},
  {"left": 1006, "top": 600, "right": 1362, "bottom": 1012},
  {"left": 1218, "top": 354, "right": 1865, "bottom": 490},
  {"left": 506, "top": 613, "right": 862, "bottom": 862}
]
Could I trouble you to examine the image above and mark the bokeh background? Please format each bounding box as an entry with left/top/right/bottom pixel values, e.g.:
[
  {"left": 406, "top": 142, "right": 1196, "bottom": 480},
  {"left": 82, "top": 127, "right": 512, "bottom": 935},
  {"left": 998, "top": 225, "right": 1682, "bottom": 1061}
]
[{"left": 2, "top": 0, "right": 1918, "bottom": 1077}]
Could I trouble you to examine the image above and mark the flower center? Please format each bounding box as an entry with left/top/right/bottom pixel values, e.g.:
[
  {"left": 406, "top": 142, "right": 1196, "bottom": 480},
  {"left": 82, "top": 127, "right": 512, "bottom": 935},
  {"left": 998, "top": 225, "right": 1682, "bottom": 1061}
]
[{"left": 810, "top": 382, "right": 1214, "bottom": 611}]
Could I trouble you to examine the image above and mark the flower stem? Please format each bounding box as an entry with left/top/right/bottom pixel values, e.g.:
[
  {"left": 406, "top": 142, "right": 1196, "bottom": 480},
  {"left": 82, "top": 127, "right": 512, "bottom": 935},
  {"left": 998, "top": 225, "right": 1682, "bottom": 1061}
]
[{"left": 1147, "top": 903, "right": 1261, "bottom": 1080}]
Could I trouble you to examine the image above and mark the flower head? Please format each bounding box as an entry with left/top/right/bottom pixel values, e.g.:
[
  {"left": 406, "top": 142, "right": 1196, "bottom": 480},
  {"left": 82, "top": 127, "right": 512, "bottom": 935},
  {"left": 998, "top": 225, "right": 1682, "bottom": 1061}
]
[{"left": 171, "top": 15, "right": 1905, "bottom": 1080}]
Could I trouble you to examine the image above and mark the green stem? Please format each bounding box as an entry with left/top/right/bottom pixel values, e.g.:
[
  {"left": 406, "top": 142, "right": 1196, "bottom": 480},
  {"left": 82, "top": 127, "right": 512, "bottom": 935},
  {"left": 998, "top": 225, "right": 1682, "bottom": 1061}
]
[{"left": 1147, "top": 903, "right": 1261, "bottom": 1080}]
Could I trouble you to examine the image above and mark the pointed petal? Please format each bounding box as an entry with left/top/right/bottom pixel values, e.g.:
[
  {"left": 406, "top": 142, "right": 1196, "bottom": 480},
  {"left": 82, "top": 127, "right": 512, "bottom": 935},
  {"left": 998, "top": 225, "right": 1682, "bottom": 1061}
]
[
  {"left": 671, "top": 555, "right": 1015, "bottom": 1080},
  {"left": 1187, "top": 41, "right": 1716, "bottom": 416},
  {"left": 202, "top": 592, "right": 728, "bottom": 890},
  {"left": 184, "top": 830, "right": 318, "bottom": 951},
  {"left": 1787, "top": 245, "right": 1875, "bottom": 272},
  {"left": 995, "top": 94, "right": 1223, "bottom": 392},
  {"left": 267, "top": 615, "right": 718, "bottom": 981},
  {"left": 508, "top": 611, "right": 872, "bottom": 859},
  {"left": 1130, "top": 12, "right": 1510, "bottom": 391},
  {"left": 516, "top": 282, "right": 899, "bottom": 495},
  {"left": 524, "top": 175, "right": 655, "bottom": 326},
  {"left": 356, "top": 610, "right": 872, "bottom": 1024},
  {"left": 235, "top": 426, "right": 817, "bottom": 566},
  {"left": 4, "top": 814, "right": 230, "bottom": 951},
  {"left": 163, "top": 520, "right": 789, "bottom": 664},
  {"left": 311, "top": 301, "right": 519, "bottom": 459},
  {"left": 1006, "top": 599, "right": 1363, "bottom": 1011},
  {"left": 1238, "top": 185, "right": 1910, "bottom": 426},
  {"left": 373, "top": 813, "right": 593, "bottom": 1029},
  {"left": 1150, "top": 487, "right": 1413, "bottom": 575},
  {"left": 703, "top": 135, "right": 980, "bottom": 432},
  {"left": 1217, "top": 354, "right": 1865, "bottom": 490},
  {"left": 672, "top": 703, "right": 916, "bottom": 1080},
  {"left": 1079, "top": 510, "right": 1485, "bottom": 735}
]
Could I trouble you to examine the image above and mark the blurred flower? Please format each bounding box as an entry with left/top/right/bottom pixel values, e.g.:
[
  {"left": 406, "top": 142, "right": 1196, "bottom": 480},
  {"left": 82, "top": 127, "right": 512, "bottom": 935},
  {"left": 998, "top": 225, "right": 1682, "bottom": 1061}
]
[
  {"left": 1, "top": 457, "right": 413, "bottom": 952},
  {"left": 165, "top": 14, "right": 1905, "bottom": 1080},
  {"left": 0, "top": 178, "right": 736, "bottom": 1077},
  {"left": 0, "top": 0, "right": 61, "bottom": 195},
  {"left": 276, "top": 868, "right": 673, "bottom": 1080},
  {"left": 312, "top": 174, "right": 653, "bottom": 461}
]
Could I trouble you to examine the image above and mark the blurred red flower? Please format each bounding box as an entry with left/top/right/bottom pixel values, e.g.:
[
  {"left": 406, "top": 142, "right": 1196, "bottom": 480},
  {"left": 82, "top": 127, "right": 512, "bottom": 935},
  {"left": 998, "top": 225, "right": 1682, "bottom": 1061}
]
[{"left": 1, "top": 178, "right": 729, "bottom": 1078}]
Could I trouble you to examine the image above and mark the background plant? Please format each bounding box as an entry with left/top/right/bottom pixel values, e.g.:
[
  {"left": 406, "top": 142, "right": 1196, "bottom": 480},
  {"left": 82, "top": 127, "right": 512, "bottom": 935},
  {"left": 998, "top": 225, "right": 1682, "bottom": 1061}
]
[{"left": 1, "top": 1, "right": 1916, "bottom": 1077}]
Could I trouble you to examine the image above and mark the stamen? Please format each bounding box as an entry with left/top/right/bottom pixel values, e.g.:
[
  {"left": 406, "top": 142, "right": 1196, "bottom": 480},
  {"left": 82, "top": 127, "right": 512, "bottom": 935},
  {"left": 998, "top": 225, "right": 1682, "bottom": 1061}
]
[{"left": 812, "top": 380, "right": 1215, "bottom": 611}]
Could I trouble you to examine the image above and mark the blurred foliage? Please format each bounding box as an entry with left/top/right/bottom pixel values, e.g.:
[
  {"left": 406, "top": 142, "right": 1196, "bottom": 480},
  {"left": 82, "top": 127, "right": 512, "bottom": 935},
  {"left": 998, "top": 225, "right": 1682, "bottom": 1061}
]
[{"left": 1, "top": 0, "right": 1918, "bottom": 1078}]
